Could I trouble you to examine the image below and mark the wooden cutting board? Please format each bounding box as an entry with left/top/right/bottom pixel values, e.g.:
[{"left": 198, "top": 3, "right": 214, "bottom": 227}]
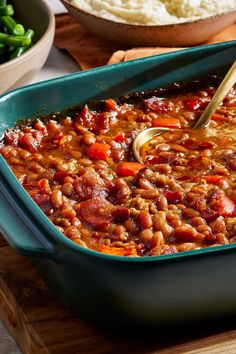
[{"left": 1, "top": 234, "right": 236, "bottom": 354}]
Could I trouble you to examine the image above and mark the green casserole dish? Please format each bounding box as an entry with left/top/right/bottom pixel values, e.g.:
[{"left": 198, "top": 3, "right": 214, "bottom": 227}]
[{"left": 0, "top": 41, "right": 236, "bottom": 328}]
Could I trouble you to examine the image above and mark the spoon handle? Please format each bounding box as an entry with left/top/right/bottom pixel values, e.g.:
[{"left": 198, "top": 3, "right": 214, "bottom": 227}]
[{"left": 193, "top": 60, "right": 236, "bottom": 129}]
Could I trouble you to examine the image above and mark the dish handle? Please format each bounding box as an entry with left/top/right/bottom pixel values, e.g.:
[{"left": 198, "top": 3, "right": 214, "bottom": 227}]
[{"left": 0, "top": 178, "right": 57, "bottom": 259}]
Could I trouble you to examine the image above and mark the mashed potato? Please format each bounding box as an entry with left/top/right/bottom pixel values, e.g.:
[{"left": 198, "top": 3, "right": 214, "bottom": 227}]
[{"left": 70, "top": 0, "right": 236, "bottom": 25}]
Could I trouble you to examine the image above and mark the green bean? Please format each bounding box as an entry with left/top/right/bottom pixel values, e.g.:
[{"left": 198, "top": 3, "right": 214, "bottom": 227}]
[
  {"left": 0, "top": 5, "right": 14, "bottom": 16},
  {"left": 0, "top": 2, "right": 36, "bottom": 63},
  {"left": 24, "top": 29, "right": 35, "bottom": 40},
  {"left": 1, "top": 15, "right": 16, "bottom": 32},
  {"left": 10, "top": 45, "right": 25, "bottom": 58},
  {"left": 1, "top": 16, "right": 25, "bottom": 36},
  {"left": 0, "top": 32, "right": 31, "bottom": 47},
  {"left": 13, "top": 24, "right": 25, "bottom": 36},
  {"left": 10, "top": 29, "right": 35, "bottom": 59},
  {"left": 0, "top": 42, "right": 5, "bottom": 52}
]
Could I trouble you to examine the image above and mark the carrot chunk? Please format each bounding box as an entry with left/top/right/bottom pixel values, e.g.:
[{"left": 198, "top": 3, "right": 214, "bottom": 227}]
[
  {"left": 87, "top": 142, "right": 110, "bottom": 161},
  {"left": 203, "top": 175, "right": 224, "bottom": 184},
  {"left": 117, "top": 162, "right": 144, "bottom": 177},
  {"left": 211, "top": 113, "right": 224, "bottom": 121},
  {"left": 99, "top": 244, "right": 136, "bottom": 256},
  {"left": 152, "top": 118, "right": 181, "bottom": 129}
]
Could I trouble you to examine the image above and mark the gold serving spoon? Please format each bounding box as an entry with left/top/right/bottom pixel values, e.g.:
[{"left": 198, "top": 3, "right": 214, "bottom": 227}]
[{"left": 133, "top": 60, "right": 236, "bottom": 163}]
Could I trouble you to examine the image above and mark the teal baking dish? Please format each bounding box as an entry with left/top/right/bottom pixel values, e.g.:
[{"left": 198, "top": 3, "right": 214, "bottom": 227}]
[{"left": 1, "top": 41, "right": 236, "bottom": 328}]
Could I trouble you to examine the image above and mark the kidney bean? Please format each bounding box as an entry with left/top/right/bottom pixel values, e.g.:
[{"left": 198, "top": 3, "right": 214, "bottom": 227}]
[
  {"left": 62, "top": 182, "right": 74, "bottom": 196},
  {"left": 77, "top": 158, "right": 93, "bottom": 166},
  {"left": 139, "top": 229, "right": 153, "bottom": 243},
  {"left": 51, "top": 190, "right": 63, "bottom": 208},
  {"left": 189, "top": 216, "right": 206, "bottom": 227},
  {"left": 152, "top": 212, "right": 173, "bottom": 237},
  {"left": 151, "top": 160, "right": 171, "bottom": 174},
  {"left": 83, "top": 133, "right": 96, "bottom": 145},
  {"left": 139, "top": 178, "right": 153, "bottom": 189},
  {"left": 114, "top": 225, "right": 128, "bottom": 241},
  {"left": 141, "top": 189, "right": 159, "bottom": 199},
  {"left": 124, "top": 220, "right": 139, "bottom": 235},
  {"left": 34, "top": 153, "right": 43, "bottom": 162},
  {"left": 157, "top": 194, "right": 168, "bottom": 210},
  {"left": 1, "top": 146, "right": 17, "bottom": 158},
  {"left": 9, "top": 157, "right": 21, "bottom": 165},
  {"left": 182, "top": 208, "right": 199, "bottom": 219},
  {"left": 177, "top": 243, "right": 200, "bottom": 252},
  {"left": 69, "top": 150, "right": 82, "bottom": 159},
  {"left": 46, "top": 121, "right": 61, "bottom": 134},
  {"left": 137, "top": 210, "right": 153, "bottom": 229},
  {"left": 19, "top": 150, "right": 31, "bottom": 160},
  {"left": 71, "top": 217, "right": 82, "bottom": 227},
  {"left": 61, "top": 117, "right": 73, "bottom": 126},
  {"left": 215, "top": 233, "right": 229, "bottom": 244},
  {"left": 28, "top": 162, "right": 45, "bottom": 173},
  {"left": 209, "top": 217, "right": 226, "bottom": 234},
  {"left": 151, "top": 231, "right": 164, "bottom": 247},
  {"left": 61, "top": 208, "right": 76, "bottom": 219},
  {"left": 196, "top": 224, "right": 211, "bottom": 235}
]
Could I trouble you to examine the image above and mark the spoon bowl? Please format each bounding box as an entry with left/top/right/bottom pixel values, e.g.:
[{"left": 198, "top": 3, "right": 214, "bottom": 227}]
[{"left": 132, "top": 128, "right": 169, "bottom": 163}]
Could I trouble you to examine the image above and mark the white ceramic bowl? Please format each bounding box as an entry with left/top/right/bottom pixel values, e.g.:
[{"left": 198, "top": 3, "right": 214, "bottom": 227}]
[
  {"left": 61, "top": 0, "right": 236, "bottom": 47},
  {"left": 0, "top": 0, "right": 55, "bottom": 93}
]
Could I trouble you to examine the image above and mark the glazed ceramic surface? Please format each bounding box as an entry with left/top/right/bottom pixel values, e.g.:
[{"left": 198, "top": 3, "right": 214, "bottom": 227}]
[{"left": 0, "top": 41, "right": 236, "bottom": 328}]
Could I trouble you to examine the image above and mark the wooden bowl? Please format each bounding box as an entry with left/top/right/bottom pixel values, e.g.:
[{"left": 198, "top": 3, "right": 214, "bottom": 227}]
[
  {"left": 0, "top": 0, "right": 55, "bottom": 93},
  {"left": 61, "top": 0, "right": 236, "bottom": 47}
]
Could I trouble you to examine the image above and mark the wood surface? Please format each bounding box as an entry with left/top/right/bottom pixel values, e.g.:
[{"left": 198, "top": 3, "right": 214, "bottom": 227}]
[{"left": 1, "top": 234, "right": 236, "bottom": 354}]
